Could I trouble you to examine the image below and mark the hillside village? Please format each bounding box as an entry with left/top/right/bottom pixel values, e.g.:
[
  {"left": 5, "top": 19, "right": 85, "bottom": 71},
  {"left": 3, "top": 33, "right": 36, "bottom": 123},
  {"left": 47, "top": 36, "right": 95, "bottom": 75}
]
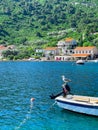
[
  {"left": 40, "top": 38, "right": 98, "bottom": 61},
  {"left": 1, "top": 37, "right": 98, "bottom": 61}
]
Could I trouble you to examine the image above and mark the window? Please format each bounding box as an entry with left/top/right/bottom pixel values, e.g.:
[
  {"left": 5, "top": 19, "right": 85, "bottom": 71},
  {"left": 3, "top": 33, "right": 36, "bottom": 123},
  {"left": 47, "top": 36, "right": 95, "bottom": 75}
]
[{"left": 85, "top": 51, "right": 87, "bottom": 53}]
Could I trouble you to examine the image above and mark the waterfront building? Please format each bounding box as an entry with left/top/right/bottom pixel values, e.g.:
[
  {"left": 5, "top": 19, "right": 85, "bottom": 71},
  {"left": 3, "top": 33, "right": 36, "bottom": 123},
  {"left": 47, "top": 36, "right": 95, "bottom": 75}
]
[
  {"left": 72, "top": 46, "right": 98, "bottom": 60},
  {"left": 57, "top": 38, "right": 77, "bottom": 55},
  {"left": 0, "top": 45, "right": 7, "bottom": 59},
  {"left": 44, "top": 47, "right": 59, "bottom": 60},
  {"left": 55, "top": 38, "right": 77, "bottom": 61}
]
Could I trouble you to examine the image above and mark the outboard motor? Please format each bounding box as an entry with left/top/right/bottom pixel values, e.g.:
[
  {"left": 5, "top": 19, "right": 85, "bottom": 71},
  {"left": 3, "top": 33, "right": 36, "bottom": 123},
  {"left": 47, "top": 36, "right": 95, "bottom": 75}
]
[
  {"left": 50, "top": 76, "right": 71, "bottom": 99},
  {"left": 65, "top": 84, "right": 71, "bottom": 92}
]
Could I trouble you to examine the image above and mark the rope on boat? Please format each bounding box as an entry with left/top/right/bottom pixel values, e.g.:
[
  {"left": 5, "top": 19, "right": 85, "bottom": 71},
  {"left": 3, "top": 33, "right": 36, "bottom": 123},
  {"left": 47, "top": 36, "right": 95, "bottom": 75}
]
[
  {"left": 46, "top": 101, "right": 57, "bottom": 112},
  {"left": 14, "top": 99, "right": 56, "bottom": 129},
  {"left": 14, "top": 98, "right": 35, "bottom": 130}
]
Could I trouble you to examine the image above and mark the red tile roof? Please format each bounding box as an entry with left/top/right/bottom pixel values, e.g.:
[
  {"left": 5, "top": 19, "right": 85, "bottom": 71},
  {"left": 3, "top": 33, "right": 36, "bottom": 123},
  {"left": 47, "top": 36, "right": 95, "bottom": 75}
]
[
  {"left": 44, "top": 47, "right": 58, "bottom": 51},
  {"left": 72, "top": 54, "right": 90, "bottom": 57},
  {"left": 0, "top": 45, "right": 7, "bottom": 50},
  {"left": 65, "top": 38, "right": 74, "bottom": 42},
  {"left": 74, "top": 46, "right": 95, "bottom": 51}
]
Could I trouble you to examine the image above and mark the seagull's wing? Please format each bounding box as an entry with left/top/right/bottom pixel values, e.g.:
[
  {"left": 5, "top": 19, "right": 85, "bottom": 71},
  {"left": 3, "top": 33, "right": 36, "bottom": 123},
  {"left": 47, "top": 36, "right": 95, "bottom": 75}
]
[
  {"left": 62, "top": 76, "right": 71, "bottom": 82},
  {"left": 64, "top": 78, "right": 71, "bottom": 82}
]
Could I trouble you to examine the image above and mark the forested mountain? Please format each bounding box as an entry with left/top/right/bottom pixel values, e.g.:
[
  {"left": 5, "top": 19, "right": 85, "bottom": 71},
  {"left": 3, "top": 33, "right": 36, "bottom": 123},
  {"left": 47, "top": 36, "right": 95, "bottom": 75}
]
[{"left": 0, "top": 0, "right": 98, "bottom": 49}]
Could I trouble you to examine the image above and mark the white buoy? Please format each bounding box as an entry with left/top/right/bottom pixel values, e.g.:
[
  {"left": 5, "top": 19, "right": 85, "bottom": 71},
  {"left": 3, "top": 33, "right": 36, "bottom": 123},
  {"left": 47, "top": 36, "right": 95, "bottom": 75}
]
[
  {"left": 15, "top": 97, "right": 35, "bottom": 130},
  {"left": 30, "top": 98, "right": 35, "bottom": 102}
]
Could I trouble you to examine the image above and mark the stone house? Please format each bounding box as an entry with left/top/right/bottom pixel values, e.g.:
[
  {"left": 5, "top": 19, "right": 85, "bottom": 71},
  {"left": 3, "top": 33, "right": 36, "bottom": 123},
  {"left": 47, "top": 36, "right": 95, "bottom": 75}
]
[
  {"left": 57, "top": 38, "right": 77, "bottom": 55},
  {"left": 0, "top": 45, "right": 7, "bottom": 59},
  {"left": 44, "top": 47, "right": 59, "bottom": 60},
  {"left": 0, "top": 45, "right": 17, "bottom": 60},
  {"left": 72, "top": 46, "right": 98, "bottom": 60}
]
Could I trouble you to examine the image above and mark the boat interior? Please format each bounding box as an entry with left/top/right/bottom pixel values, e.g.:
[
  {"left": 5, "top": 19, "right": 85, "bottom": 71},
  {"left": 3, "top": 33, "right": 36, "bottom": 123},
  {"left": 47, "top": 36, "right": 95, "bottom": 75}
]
[{"left": 66, "top": 95, "right": 98, "bottom": 104}]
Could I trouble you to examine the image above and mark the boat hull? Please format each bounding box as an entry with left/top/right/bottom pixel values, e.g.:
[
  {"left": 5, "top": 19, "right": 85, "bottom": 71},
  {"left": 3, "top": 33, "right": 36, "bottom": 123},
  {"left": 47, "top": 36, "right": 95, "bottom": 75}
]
[
  {"left": 76, "top": 60, "right": 84, "bottom": 65},
  {"left": 55, "top": 96, "right": 98, "bottom": 116},
  {"left": 77, "top": 63, "right": 84, "bottom": 65}
]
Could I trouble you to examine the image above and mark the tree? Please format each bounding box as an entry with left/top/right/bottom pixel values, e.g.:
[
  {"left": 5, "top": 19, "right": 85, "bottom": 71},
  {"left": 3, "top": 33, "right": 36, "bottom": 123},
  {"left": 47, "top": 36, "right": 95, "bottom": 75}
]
[
  {"left": 2, "top": 50, "right": 18, "bottom": 60},
  {"left": 36, "top": 32, "right": 42, "bottom": 37},
  {"left": 83, "top": 42, "right": 93, "bottom": 47}
]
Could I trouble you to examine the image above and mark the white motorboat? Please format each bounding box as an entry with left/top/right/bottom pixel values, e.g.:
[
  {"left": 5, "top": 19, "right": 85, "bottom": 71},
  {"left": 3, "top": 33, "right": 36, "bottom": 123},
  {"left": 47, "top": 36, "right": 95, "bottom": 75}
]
[
  {"left": 94, "top": 59, "right": 98, "bottom": 63},
  {"left": 76, "top": 60, "right": 84, "bottom": 65},
  {"left": 50, "top": 76, "right": 98, "bottom": 116},
  {"left": 55, "top": 95, "right": 98, "bottom": 116}
]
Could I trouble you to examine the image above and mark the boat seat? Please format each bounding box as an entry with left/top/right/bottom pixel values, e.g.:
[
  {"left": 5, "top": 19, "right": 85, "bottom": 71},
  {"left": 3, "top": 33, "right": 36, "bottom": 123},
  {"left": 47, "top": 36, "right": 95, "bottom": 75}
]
[
  {"left": 73, "top": 97, "right": 98, "bottom": 104},
  {"left": 72, "top": 97, "right": 90, "bottom": 102},
  {"left": 89, "top": 99, "right": 98, "bottom": 104}
]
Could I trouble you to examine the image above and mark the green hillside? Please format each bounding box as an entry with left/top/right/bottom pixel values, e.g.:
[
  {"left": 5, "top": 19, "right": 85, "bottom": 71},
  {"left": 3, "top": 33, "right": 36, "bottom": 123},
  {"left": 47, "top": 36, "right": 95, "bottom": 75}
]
[{"left": 0, "top": 0, "right": 98, "bottom": 49}]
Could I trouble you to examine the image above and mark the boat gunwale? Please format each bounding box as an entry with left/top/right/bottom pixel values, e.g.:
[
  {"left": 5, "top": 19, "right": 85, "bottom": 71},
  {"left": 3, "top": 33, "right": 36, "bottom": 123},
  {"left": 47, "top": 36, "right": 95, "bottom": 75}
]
[
  {"left": 56, "top": 99, "right": 98, "bottom": 109},
  {"left": 55, "top": 95, "right": 98, "bottom": 107}
]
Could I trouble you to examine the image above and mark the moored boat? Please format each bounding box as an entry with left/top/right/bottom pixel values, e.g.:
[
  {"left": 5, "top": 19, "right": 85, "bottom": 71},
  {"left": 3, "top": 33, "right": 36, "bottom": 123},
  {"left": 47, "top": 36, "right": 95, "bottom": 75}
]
[
  {"left": 94, "top": 59, "right": 98, "bottom": 63},
  {"left": 76, "top": 60, "right": 84, "bottom": 65},
  {"left": 50, "top": 76, "right": 98, "bottom": 116},
  {"left": 55, "top": 95, "right": 98, "bottom": 116}
]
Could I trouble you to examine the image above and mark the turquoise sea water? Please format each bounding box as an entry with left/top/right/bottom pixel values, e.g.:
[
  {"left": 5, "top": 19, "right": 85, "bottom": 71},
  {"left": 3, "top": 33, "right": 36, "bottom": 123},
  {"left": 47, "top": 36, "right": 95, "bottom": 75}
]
[{"left": 0, "top": 61, "right": 98, "bottom": 130}]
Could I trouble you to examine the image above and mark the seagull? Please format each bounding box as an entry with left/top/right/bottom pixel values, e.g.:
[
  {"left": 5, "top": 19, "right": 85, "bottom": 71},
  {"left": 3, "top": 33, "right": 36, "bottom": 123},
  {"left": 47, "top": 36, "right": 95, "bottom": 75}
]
[{"left": 61, "top": 75, "right": 71, "bottom": 83}]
